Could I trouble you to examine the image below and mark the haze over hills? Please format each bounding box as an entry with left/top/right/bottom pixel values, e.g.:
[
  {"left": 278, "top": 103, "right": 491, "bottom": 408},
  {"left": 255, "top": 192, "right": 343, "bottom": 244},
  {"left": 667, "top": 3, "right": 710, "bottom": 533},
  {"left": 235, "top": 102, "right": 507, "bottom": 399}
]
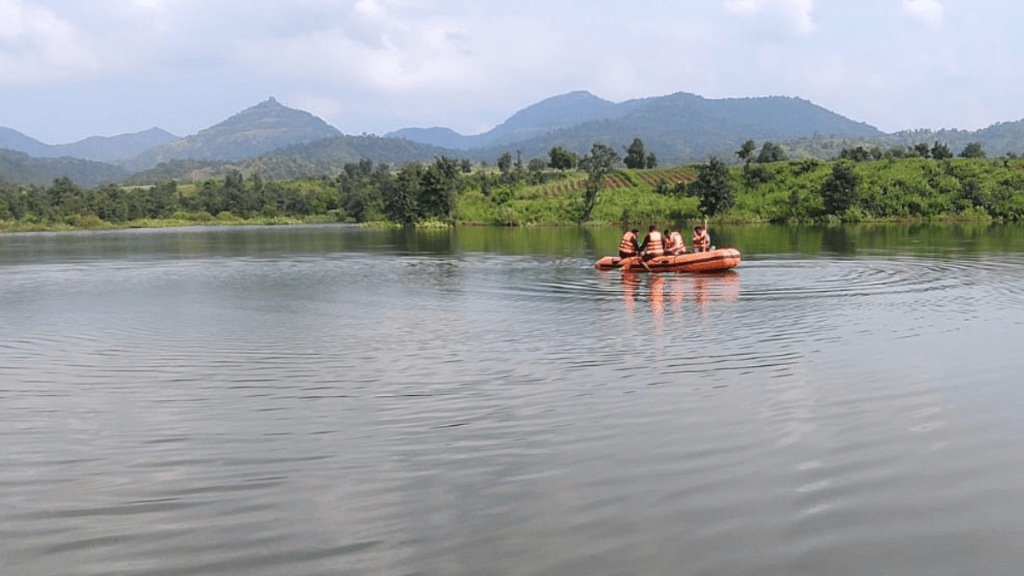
[
  {"left": 0, "top": 148, "right": 130, "bottom": 188},
  {"left": 120, "top": 97, "right": 343, "bottom": 172},
  {"left": 387, "top": 91, "right": 881, "bottom": 154},
  {"left": 2, "top": 90, "right": 1024, "bottom": 187},
  {"left": 386, "top": 91, "right": 626, "bottom": 149},
  {"left": 0, "top": 127, "right": 179, "bottom": 164}
]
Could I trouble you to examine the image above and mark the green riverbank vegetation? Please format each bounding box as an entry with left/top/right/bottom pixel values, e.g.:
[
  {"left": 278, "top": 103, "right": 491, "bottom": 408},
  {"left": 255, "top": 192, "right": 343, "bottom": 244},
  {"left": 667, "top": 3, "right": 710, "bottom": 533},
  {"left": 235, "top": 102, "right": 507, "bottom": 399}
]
[{"left": 3, "top": 139, "right": 1024, "bottom": 232}]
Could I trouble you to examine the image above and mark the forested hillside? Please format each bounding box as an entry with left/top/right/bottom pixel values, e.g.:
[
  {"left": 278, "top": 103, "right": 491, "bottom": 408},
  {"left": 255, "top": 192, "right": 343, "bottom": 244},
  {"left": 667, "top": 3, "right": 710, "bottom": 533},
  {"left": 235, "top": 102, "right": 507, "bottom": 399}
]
[
  {"left": 391, "top": 91, "right": 883, "bottom": 165},
  {"left": 0, "top": 149, "right": 129, "bottom": 188},
  {"left": 121, "top": 98, "right": 343, "bottom": 171}
]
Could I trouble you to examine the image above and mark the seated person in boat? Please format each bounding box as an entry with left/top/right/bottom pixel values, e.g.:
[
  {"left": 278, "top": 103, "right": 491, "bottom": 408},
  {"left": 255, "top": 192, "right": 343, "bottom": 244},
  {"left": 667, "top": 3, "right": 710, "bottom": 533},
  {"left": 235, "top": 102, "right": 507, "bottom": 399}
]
[
  {"left": 692, "top": 225, "right": 711, "bottom": 253},
  {"left": 618, "top": 228, "right": 640, "bottom": 259},
  {"left": 664, "top": 229, "right": 687, "bottom": 255},
  {"left": 638, "top": 225, "right": 665, "bottom": 260}
]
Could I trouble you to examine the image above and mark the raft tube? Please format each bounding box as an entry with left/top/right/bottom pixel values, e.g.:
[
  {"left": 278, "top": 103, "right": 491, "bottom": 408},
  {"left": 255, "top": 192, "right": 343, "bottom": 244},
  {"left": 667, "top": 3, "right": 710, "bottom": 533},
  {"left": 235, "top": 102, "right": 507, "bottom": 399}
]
[{"left": 595, "top": 248, "right": 741, "bottom": 273}]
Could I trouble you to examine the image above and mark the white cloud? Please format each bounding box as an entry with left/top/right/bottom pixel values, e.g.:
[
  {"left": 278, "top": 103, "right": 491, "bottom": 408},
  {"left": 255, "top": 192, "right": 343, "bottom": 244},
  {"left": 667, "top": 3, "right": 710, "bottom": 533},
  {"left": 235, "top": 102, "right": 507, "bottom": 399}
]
[
  {"left": 0, "top": 0, "right": 100, "bottom": 84},
  {"left": 238, "top": 13, "right": 473, "bottom": 92},
  {"left": 724, "top": 0, "right": 816, "bottom": 35},
  {"left": 1, "top": 0, "right": 1021, "bottom": 141},
  {"left": 902, "top": 0, "right": 944, "bottom": 29}
]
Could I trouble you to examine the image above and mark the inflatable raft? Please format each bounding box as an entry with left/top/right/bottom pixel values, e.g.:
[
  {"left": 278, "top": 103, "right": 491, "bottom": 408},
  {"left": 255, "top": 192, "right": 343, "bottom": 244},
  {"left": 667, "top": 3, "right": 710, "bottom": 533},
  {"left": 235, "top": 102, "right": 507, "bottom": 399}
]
[{"left": 595, "top": 248, "right": 741, "bottom": 273}]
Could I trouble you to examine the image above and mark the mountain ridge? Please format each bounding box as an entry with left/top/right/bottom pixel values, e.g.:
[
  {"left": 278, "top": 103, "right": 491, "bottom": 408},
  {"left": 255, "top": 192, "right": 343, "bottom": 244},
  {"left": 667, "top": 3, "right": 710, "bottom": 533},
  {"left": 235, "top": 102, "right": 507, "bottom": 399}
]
[
  {"left": 3, "top": 90, "right": 1024, "bottom": 187},
  {"left": 119, "top": 97, "right": 343, "bottom": 171}
]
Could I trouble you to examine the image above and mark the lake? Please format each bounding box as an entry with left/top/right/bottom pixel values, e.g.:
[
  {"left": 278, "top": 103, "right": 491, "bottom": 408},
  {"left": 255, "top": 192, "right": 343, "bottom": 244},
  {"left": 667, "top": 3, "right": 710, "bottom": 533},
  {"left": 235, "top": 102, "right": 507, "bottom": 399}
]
[{"left": 2, "top": 223, "right": 1024, "bottom": 576}]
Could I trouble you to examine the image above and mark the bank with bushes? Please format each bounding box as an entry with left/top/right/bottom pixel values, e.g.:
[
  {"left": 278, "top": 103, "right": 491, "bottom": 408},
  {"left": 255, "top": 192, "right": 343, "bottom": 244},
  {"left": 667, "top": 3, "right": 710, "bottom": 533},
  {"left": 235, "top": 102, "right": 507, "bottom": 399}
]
[{"left": 3, "top": 152, "right": 1024, "bottom": 232}]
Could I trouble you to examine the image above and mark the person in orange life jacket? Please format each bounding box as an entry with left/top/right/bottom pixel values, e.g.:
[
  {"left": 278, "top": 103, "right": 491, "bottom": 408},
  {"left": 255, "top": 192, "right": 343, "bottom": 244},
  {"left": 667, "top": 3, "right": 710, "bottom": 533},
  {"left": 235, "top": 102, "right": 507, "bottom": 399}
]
[
  {"left": 638, "top": 225, "right": 665, "bottom": 260},
  {"left": 618, "top": 228, "right": 640, "bottom": 259},
  {"left": 692, "top": 225, "right": 711, "bottom": 252},
  {"left": 664, "top": 229, "right": 686, "bottom": 255}
]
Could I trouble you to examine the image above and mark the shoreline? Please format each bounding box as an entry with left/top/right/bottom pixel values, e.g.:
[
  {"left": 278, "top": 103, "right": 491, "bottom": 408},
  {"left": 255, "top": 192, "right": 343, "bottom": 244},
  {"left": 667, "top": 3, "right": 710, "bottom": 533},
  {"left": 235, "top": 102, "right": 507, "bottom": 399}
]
[{"left": 0, "top": 214, "right": 999, "bottom": 235}]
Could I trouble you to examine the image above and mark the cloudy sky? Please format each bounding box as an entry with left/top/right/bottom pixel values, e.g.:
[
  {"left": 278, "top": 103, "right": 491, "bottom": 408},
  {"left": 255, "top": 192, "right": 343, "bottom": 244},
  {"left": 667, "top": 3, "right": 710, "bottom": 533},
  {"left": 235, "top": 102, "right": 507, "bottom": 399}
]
[{"left": 1, "top": 0, "right": 1020, "bottom": 144}]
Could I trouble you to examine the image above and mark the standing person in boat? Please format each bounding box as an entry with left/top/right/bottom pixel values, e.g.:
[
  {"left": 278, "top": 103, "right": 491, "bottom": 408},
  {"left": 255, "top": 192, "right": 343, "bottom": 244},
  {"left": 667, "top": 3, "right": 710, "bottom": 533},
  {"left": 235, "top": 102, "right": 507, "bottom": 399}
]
[
  {"left": 664, "top": 229, "right": 687, "bottom": 255},
  {"left": 692, "top": 225, "right": 711, "bottom": 253},
  {"left": 638, "top": 224, "right": 665, "bottom": 261},
  {"left": 618, "top": 228, "right": 640, "bottom": 259}
]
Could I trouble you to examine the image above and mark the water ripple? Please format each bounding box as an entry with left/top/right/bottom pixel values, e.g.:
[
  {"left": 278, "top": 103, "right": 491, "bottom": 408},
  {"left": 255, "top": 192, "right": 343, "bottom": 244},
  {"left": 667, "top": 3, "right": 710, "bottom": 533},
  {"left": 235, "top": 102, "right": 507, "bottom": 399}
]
[{"left": 4, "top": 231, "right": 1024, "bottom": 576}]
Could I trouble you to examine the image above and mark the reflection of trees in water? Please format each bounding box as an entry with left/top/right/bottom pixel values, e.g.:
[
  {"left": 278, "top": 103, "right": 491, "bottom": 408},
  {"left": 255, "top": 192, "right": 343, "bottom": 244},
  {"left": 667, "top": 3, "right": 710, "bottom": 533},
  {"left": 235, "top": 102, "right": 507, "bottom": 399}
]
[
  {"left": 821, "top": 226, "right": 855, "bottom": 254},
  {"left": 395, "top": 226, "right": 456, "bottom": 254},
  {"left": 579, "top": 227, "right": 599, "bottom": 257}
]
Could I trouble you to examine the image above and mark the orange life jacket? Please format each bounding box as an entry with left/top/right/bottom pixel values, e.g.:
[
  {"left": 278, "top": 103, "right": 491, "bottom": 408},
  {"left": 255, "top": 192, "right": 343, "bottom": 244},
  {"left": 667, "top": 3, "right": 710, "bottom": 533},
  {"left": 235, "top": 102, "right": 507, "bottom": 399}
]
[
  {"left": 619, "top": 231, "right": 638, "bottom": 256},
  {"left": 692, "top": 230, "right": 711, "bottom": 252},
  {"left": 643, "top": 231, "right": 664, "bottom": 257},
  {"left": 667, "top": 231, "right": 685, "bottom": 253}
]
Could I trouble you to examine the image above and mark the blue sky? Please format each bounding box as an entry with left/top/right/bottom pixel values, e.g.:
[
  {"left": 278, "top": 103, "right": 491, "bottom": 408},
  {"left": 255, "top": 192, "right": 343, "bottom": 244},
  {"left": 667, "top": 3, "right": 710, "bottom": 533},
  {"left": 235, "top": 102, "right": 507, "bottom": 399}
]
[{"left": 1, "top": 0, "right": 1020, "bottom": 144}]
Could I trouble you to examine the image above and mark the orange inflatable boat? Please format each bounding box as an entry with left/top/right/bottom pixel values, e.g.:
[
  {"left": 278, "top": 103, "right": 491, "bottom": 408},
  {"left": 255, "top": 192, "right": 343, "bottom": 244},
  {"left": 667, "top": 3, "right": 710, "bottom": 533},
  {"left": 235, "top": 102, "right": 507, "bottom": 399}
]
[{"left": 594, "top": 248, "right": 741, "bottom": 273}]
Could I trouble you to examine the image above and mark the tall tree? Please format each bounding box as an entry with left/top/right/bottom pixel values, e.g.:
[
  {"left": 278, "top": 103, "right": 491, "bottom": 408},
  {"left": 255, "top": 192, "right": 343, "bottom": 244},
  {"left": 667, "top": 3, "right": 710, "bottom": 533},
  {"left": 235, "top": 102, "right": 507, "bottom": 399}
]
[
  {"left": 548, "top": 146, "right": 578, "bottom": 170},
  {"left": 418, "top": 156, "right": 463, "bottom": 219},
  {"left": 623, "top": 138, "right": 651, "bottom": 169},
  {"left": 497, "top": 152, "right": 513, "bottom": 175},
  {"left": 737, "top": 140, "right": 757, "bottom": 164},
  {"left": 960, "top": 142, "right": 986, "bottom": 158},
  {"left": 623, "top": 138, "right": 657, "bottom": 168},
  {"left": 383, "top": 163, "right": 424, "bottom": 224},
  {"left": 820, "top": 161, "right": 860, "bottom": 215},
  {"left": 578, "top": 143, "right": 620, "bottom": 222},
  {"left": 756, "top": 141, "right": 788, "bottom": 163},
  {"left": 931, "top": 141, "right": 953, "bottom": 160},
  {"left": 691, "top": 157, "right": 734, "bottom": 219}
]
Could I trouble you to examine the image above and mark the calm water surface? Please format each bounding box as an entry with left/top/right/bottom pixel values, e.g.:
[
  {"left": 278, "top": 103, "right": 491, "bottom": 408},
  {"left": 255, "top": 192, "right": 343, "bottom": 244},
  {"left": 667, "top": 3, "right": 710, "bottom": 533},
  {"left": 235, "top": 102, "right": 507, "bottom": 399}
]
[{"left": 2, "top": 224, "right": 1024, "bottom": 576}]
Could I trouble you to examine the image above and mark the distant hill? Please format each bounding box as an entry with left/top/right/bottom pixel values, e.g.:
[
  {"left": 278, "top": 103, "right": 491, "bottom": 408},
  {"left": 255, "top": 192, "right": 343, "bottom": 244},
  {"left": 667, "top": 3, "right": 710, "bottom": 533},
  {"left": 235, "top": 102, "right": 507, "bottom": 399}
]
[
  {"left": 0, "top": 128, "right": 52, "bottom": 157},
  {"left": 391, "top": 91, "right": 884, "bottom": 165},
  {"left": 126, "top": 134, "right": 461, "bottom": 183},
  {"left": 4, "top": 90, "right": 1024, "bottom": 188},
  {"left": 387, "top": 91, "right": 623, "bottom": 149},
  {"left": 54, "top": 128, "right": 181, "bottom": 163},
  {"left": 121, "top": 97, "right": 342, "bottom": 171},
  {"left": 0, "top": 149, "right": 129, "bottom": 187},
  {"left": 880, "top": 119, "right": 1024, "bottom": 157},
  {"left": 0, "top": 127, "right": 179, "bottom": 163}
]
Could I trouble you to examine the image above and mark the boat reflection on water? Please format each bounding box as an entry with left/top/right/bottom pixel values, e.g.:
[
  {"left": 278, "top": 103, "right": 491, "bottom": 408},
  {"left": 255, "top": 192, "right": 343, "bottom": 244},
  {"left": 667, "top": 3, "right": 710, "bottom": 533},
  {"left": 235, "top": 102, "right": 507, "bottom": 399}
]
[{"left": 619, "top": 271, "right": 740, "bottom": 333}]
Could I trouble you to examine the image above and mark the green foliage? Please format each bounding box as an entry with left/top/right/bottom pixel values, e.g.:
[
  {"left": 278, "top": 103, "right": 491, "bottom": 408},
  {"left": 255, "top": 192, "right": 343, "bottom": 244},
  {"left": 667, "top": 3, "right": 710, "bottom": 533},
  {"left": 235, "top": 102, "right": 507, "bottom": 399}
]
[
  {"left": 419, "top": 156, "right": 464, "bottom": 219},
  {"left": 578, "top": 143, "right": 620, "bottom": 222},
  {"left": 931, "top": 141, "right": 953, "bottom": 160},
  {"left": 548, "top": 146, "right": 578, "bottom": 170},
  {"left": 756, "top": 141, "right": 788, "bottom": 163},
  {"left": 737, "top": 140, "right": 757, "bottom": 163},
  {"left": 6, "top": 148, "right": 1024, "bottom": 231},
  {"left": 960, "top": 142, "right": 987, "bottom": 158},
  {"left": 691, "top": 157, "right": 735, "bottom": 218},
  {"left": 839, "top": 146, "right": 873, "bottom": 162},
  {"left": 497, "top": 152, "right": 513, "bottom": 175},
  {"left": 623, "top": 138, "right": 656, "bottom": 169},
  {"left": 820, "top": 162, "right": 861, "bottom": 216}
]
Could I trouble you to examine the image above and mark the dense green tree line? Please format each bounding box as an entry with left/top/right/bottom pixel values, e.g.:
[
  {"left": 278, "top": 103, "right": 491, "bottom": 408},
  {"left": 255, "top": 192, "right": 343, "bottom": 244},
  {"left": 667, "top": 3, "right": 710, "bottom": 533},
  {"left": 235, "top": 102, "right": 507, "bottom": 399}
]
[
  {"left": 5, "top": 137, "right": 1024, "bottom": 230},
  {"left": 0, "top": 173, "right": 335, "bottom": 226}
]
